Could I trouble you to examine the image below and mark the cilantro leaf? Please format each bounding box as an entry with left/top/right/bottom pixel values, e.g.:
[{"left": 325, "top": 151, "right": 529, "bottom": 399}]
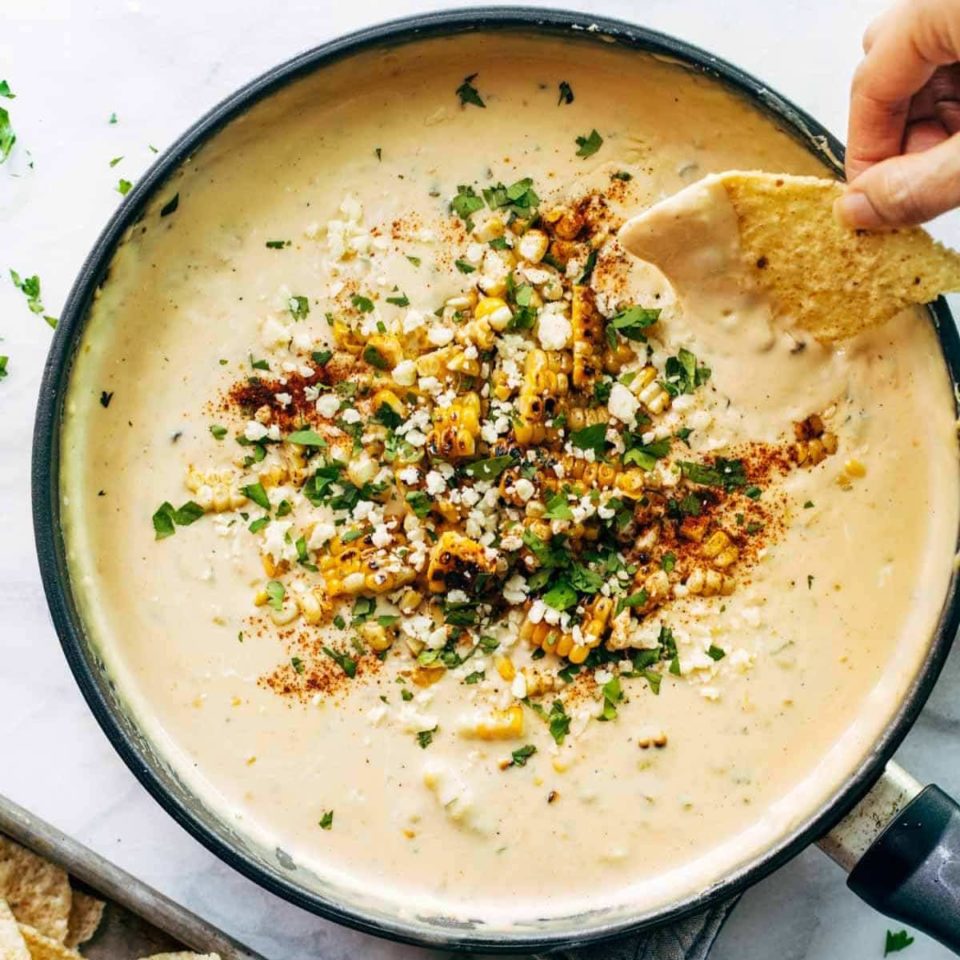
[
  {"left": 569, "top": 422, "right": 607, "bottom": 456},
  {"left": 575, "top": 128, "right": 603, "bottom": 158},
  {"left": 557, "top": 80, "right": 574, "bottom": 105},
  {"left": 456, "top": 73, "right": 485, "bottom": 108}
]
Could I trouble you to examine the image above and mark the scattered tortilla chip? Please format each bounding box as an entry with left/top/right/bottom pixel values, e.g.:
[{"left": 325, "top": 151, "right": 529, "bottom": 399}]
[
  {"left": 137, "top": 954, "right": 221, "bottom": 959},
  {"left": 63, "top": 891, "right": 103, "bottom": 949},
  {"left": 16, "top": 926, "right": 81, "bottom": 960},
  {"left": 717, "top": 171, "right": 960, "bottom": 341},
  {"left": 0, "top": 899, "right": 29, "bottom": 960},
  {"left": 0, "top": 840, "right": 70, "bottom": 944}
]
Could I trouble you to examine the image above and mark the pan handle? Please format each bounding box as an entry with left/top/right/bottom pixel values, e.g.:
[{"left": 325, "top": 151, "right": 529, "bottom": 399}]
[{"left": 817, "top": 762, "right": 960, "bottom": 954}]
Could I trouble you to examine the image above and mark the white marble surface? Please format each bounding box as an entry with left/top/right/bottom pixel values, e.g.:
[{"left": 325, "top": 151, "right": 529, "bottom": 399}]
[{"left": 2, "top": 1, "right": 960, "bottom": 958}]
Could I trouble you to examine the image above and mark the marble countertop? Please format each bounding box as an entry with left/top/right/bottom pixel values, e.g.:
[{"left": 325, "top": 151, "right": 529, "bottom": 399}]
[{"left": 2, "top": 1, "right": 959, "bottom": 958}]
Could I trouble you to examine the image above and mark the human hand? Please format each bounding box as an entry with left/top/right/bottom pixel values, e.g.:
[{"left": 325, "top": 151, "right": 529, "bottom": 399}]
[{"left": 836, "top": 0, "right": 960, "bottom": 229}]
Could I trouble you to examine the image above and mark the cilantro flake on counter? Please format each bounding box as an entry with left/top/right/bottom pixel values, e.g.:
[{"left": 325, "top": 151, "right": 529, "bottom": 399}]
[{"left": 116, "top": 178, "right": 132, "bottom": 195}]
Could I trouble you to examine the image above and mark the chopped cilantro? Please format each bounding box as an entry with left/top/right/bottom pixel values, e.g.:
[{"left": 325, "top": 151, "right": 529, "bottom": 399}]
[
  {"left": 312, "top": 349, "right": 332, "bottom": 366},
  {"left": 707, "top": 644, "right": 726, "bottom": 661},
  {"left": 406, "top": 490, "right": 432, "bottom": 518},
  {"left": 386, "top": 291, "right": 410, "bottom": 307},
  {"left": 744, "top": 485, "right": 762, "bottom": 500},
  {"left": 615, "top": 589, "right": 648, "bottom": 616},
  {"left": 663, "top": 347, "right": 711, "bottom": 396},
  {"left": 610, "top": 305, "right": 660, "bottom": 342},
  {"left": 323, "top": 645, "right": 357, "bottom": 678},
  {"left": 483, "top": 177, "right": 539, "bottom": 218},
  {"left": 249, "top": 355, "right": 270, "bottom": 371},
  {"left": 611, "top": 170, "right": 633, "bottom": 181},
  {"left": 416, "top": 726, "right": 438, "bottom": 748},
  {"left": 242, "top": 482, "right": 270, "bottom": 510},
  {"left": 623, "top": 437, "right": 670, "bottom": 470},
  {"left": 456, "top": 73, "right": 485, "bottom": 108},
  {"left": 464, "top": 670, "right": 485, "bottom": 685},
  {"left": 542, "top": 580, "right": 578, "bottom": 611},
  {"left": 544, "top": 492, "right": 573, "bottom": 521},
  {"left": 547, "top": 700, "right": 570, "bottom": 744},
  {"left": 557, "top": 80, "right": 574, "bottom": 105},
  {"left": 454, "top": 259, "right": 476, "bottom": 274},
  {"left": 209, "top": 424, "right": 227, "bottom": 440},
  {"left": 109, "top": 155, "right": 123, "bottom": 167},
  {"left": 679, "top": 458, "right": 747, "bottom": 492},
  {"left": 569, "top": 421, "right": 608, "bottom": 456},
  {"left": 578, "top": 249, "right": 598, "bottom": 284},
  {"left": 319, "top": 810, "right": 334, "bottom": 830},
  {"left": 152, "top": 500, "right": 204, "bottom": 539},
  {"left": 248, "top": 516, "right": 269, "bottom": 534},
  {"left": 401, "top": 687, "right": 414, "bottom": 700},
  {"left": 351, "top": 293, "right": 374, "bottom": 313},
  {"left": 450, "top": 184, "right": 485, "bottom": 223},
  {"left": 463, "top": 454, "right": 515, "bottom": 481},
  {"left": 265, "top": 239, "right": 289, "bottom": 249},
  {"left": 407, "top": 254, "right": 422, "bottom": 267},
  {"left": 575, "top": 128, "right": 603, "bottom": 158},
  {"left": 803, "top": 500, "right": 815, "bottom": 509},
  {"left": 288, "top": 295, "right": 310, "bottom": 320},
  {"left": 265, "top": 580, "right": 285, "bottom": 611},
  {"left": 0, "top": 356, "right": 7, "bottom": 380},
  {"left": 510, "top": 744, "right": 537, "bottom": 766},
  {"left": 661, "top": 552, "right": 676, "bottom": 573},
  {"left": 362, "top": 344, "right": 390, "bottom": 370},
  {"left": 159, "top": 193, "right": 179, "bottom": 217},
  {"left": 598, "top": 675, "right": 624, "bottom": 721},
  {"left": 0, "top": 107, "right": 14, "bottom": 163},
  {"left": 0, "top": 81, "right": 14, "bottom": 99},
  {"left": 100, "top": 391, "right": 113, "bottom": 408},
  {"left": 884, "top": 931, "right": 915, "bottom": 956},
  {"left": 291, "top": 656, "right": 305, "bottom": 674},
  {"left": 287, "top": 429, "right": 327, "bottom": 447}
]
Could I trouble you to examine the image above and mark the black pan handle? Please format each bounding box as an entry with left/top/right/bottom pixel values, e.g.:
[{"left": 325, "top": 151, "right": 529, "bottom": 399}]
[{"left": 847, "top": 785, "right": 960, "bottom": 952}]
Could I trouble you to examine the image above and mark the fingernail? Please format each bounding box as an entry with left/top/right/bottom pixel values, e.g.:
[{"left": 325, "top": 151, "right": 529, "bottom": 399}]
[{"left": 834, "top": 190, "right": 884, "bottom": 229}]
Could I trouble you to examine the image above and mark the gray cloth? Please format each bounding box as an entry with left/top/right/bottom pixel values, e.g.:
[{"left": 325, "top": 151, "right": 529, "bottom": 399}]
[{"left": 537, "top": 899, "right": 737, "bottom": 960}]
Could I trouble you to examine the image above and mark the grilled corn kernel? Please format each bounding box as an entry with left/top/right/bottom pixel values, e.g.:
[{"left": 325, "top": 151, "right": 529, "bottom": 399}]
[
  {"left": 359, "top": 620, "right": 395, "bottom": 652},
  {"left": 363, "top": 335, "right": 403, "bottom": 371},
  {"left": 426, "top": 530, "right": 496, "bottom": 594},
  {"left": 571, "top": 285, "right": 604, "bottom": 388},
  {"left": 459, "top": 704, "right": 525, "bottom": 740},
  {"left": 494, "top": 655, "right": 516, "bottom": 682},
  {"left": 518, "top": 229, "right": 549, "bottom": 264},
  {"left": 430, "top": 392, "right": 481, "bottom": 460}
]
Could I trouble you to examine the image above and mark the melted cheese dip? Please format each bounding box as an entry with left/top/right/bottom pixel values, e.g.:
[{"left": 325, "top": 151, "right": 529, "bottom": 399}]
[{"left": 61, "top": 33, "right": 959, "bottom": 931}]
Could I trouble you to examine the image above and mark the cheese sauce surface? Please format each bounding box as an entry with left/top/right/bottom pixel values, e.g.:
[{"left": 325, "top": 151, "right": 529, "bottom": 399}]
[{"left": 61, "top": 33, "right": 959, "bottom": 929}]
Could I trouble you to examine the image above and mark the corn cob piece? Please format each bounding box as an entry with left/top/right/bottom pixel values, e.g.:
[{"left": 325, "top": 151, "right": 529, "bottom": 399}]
[
  {"left": 513, "top": 349, "right": 572, "bottom": 444},
  {"left": 458, "top": 704, "right": 525, "bottom": 740},
  {"left": 541, "top": 456, "right": 648, "bottom": 501},
  {"left": 426, "top": 530, "right": 496, "bottom": 593},
  {"left": 571, "top": 285, "right": 604, "bottom": 388},
  {"left": 319, "top": 534, "right": 416, "bottom": 597},
  {"left": 429, "top": 392, "right": 481, "bottom": 460},
  {"left": 185, "top": 467, "right": 248, "bottom": 512}
]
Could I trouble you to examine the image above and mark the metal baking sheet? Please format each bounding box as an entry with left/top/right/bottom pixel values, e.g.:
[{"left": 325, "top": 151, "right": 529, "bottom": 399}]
[{"left": 0, "top": 793, "right": 265, "bottom": 960}]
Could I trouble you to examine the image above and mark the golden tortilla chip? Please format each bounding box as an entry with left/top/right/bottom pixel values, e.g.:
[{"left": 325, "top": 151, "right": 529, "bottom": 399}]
[
  {"left": 63, "top": 891, "right": 103, "bottom": 949},
  {"left": 0, "top": 840, "right": 70, "bottom": 943},
  {"left": 0, "top": 899, "right": 29, "bottom": 960},
  {"left": 16, "top": 926, "right": 81, "bottom": 960},
  {"left": 718, "top": 171, "right": 960, "bottom": 341}
]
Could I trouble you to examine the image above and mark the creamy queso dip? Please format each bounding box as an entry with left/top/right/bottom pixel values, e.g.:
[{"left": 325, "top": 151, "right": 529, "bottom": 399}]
[{"left": 61, "top": 33, "right": 959, "bottom": 929}]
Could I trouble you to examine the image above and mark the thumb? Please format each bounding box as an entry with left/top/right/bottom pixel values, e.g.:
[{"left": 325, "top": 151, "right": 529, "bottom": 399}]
[{"left": 835, "top": 132, "right": 960, "bottom": 228}]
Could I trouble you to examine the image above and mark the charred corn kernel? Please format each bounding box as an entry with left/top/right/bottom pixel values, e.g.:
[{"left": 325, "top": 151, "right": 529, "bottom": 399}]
[
  {"left": 844, "top": 458, "right": 866, "bottom": 477},
  {"left": 475, "top": 296, "right": 508, "bottom": 321},
  {"left": 543, "top": 206, "right": 583, "bottom": 240},
  {"left": 398, "top": 589, "right": 423, "bottom": 614},
  {"left": 684, "top": 567, "right": 733, "bottom": 597},
  {"left": 582, "top": 596, "right": 614, "bottom": 644},
  {"left": 822, "top": 433, "right": 839, "bottom": 454},
  {"left": 568, "top": 644, "right": 590, "bottom": 664},
  {"left": 430, "top": 392, "right": 480, "bottom": 460},
  {"left": 614, "top": 468, "right": 648, "bottom": 499},
  {"left": 257, "top": 462, "right": 286, "bottom": 489},
  {"left": 571, "top": 285, "right": 604, "bottom": 388},
  {"left": 542, "top": 456, "right": 619, "bottom": 491},
  {"left": 522, "top": 668, "right": 557, "bottom": 698},
  {"left": 473, "top": 215, "right": 505, "bottom": 242},
  {"left": 413, "top": 665, "right": 446, "bottom": 687},
  {"left": 702, "top": 530, "right": 732, "bottom": 559},
  {"left": 565, "top": 405, "right": 607, "bottom": 431},
  {"left": 455, "top": 317, "right": 496, "bottom": 350},
  {"left": 363, "top": 334, "right": 403, "bottom": 371},
  {"left": 446, "top": 290, "right": 477, "bottom": 311},
  {"left": 459, "top": 704, "right": 525, "bottom": 740},
  {"left": 445, "top": 347, "right": 481, "bottom": 377},
  {"left": 295, "top": 589, "right": 326, "bottom": 625},
  {"left": 261, "top": 554, "right": 284, "bottom": 578},
  {"left": 518, "top": 229, "right": 549, "bottom": 263},
  {"left": 254, "top": 405, "right": 273, "bottom": 424},
  {"left": 359, "top": 620, "right": 395, "bottom": 651},
  {"left": 491, "top": 369, "right": 515, "bottom": 402},
  {"left": 679, "top": 515, "right": 709, "bottom": 542},
  {"left": 524, "top": 348, "right": 572, "bottom": 397},
  {"left": 520, "top": 618, "right": 562, "bottom": 654},
  {"left": 185, "top": 467, "right": 247, "bottom": 512},
  {"left": 635, "top": 366, "right": 671, "bottom": 415},
  {"left": 372, "top": 388, "right": 406, "bottom": 418},
  {"left": 426, "top": 530, "right": 496, "bottom": 593},
  {"left": 347, "top": 452, "right": 378, "bottom": 487},
  {"left": 495, "top": 655, "right": 516, "bottom": 681},
  {"left": 604, "top": 340, "right": 635, "bottom": 374},
  {"left": 332, "top": 320, "right": 364, "bottom": 355},
  {"left": 319, "top": 537, "right": 416, "bottom": 597},
  {"left": 269, "top": 599, "right": 299, "bottom": 626},
  {"left": 547, "top": 238, "right": 580, "bottom": 268}
]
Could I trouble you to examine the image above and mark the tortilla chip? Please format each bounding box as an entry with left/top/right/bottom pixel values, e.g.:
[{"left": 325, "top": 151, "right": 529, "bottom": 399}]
[
  {"left": 137, "top": 954, "right": 221, "bottom": 959},
  {"left": 0, "top": 899, "right": 29, "bottom": 960},
  {"left": 0, "top": 840, "right": 70, "bottom": 943},
  {"left": 718, "top": 171, "right": 960, "bottom": 341},
  {"left": 16, "top": 926, "right": 81, "bottom": 960},
  {"left": 63, "top": 891, "right": 103, "bottom": 949}
]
